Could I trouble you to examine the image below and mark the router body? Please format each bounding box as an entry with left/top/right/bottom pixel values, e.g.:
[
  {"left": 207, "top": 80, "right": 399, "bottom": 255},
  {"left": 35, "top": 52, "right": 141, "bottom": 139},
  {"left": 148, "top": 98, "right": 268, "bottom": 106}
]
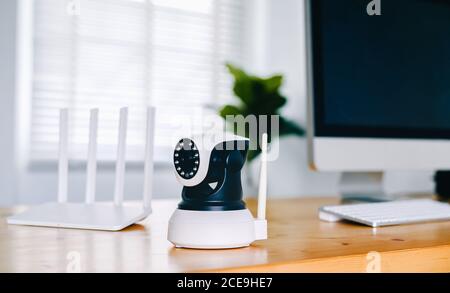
[{"left": 8, "top": 107, "right": 155, "bottom": 231}]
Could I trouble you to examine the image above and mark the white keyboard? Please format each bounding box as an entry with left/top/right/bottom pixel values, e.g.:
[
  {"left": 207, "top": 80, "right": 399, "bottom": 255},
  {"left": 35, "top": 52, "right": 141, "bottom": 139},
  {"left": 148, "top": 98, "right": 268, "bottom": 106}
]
[{"left": 319, "top": 199, "right": 450, "bottom": 227}]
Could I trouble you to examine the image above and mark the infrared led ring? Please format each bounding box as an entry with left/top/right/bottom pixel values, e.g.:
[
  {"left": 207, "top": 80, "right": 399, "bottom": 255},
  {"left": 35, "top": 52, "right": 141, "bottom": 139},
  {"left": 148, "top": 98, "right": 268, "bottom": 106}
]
[{"left": 174, "top": 139, "right": 200, "bottom": 179}]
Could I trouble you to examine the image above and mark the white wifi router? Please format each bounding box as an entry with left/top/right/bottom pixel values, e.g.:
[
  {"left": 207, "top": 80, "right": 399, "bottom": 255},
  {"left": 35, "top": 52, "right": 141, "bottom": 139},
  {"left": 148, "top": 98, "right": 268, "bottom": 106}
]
[{"left": 7, "top": 107, "right": 156, "bottom": 231}]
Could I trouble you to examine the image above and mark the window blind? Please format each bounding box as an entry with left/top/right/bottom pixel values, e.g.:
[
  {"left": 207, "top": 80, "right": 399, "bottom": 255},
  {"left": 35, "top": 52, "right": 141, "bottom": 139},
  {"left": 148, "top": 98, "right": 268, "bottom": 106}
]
[{"left": 31, "top": 0, "right": 245, "bottom": 162}]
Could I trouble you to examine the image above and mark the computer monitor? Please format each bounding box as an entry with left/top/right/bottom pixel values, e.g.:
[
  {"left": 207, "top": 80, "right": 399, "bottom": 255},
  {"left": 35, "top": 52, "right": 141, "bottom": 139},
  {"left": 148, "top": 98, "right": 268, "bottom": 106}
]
[{"left": 306, "top": 0, "right": 450, "bottom": 172}]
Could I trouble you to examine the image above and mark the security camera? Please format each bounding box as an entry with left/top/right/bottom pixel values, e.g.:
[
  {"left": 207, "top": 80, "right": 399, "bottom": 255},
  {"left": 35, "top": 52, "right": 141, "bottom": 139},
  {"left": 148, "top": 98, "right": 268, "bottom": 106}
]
[{"left": 168, "top": 132, "right": 268, "bottom": 249}]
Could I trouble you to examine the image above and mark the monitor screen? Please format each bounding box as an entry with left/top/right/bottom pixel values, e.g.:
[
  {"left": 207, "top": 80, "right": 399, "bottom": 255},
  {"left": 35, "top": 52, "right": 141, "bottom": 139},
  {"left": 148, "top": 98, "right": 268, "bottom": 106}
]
[{"left": 310, "top": 0, "right": 450, "bottom": 139}]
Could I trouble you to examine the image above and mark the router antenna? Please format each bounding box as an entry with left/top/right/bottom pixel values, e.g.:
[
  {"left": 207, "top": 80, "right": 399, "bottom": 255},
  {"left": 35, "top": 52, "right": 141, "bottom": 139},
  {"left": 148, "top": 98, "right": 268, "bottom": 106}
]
[
  {"left": 142, "top": 107, "right": 155, "bottom": 213},
  {"left": 57, "top": 108, "right": 69, "bottom": 203},
  {"left": 114, "top": 107, "right": 128, "bottom": 206},
  {"left": 85, "top": 108, "right": 99, "bottom": 204},
  {"left": 257, "top": 133, "right": 268, "bottom": 220}
]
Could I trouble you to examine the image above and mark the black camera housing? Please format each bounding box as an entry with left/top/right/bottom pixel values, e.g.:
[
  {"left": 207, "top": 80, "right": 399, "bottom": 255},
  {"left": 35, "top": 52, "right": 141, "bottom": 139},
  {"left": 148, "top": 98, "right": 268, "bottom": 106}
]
[{"left": 174, "top": 139, "right": 249, "bottom": 211}]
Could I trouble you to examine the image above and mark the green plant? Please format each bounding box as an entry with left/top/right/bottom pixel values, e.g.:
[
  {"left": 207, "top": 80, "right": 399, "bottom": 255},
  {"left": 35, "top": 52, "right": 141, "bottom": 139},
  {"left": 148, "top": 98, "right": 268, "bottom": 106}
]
[{"left": 219, "top": 64, "right": 305, "bottom": 162}]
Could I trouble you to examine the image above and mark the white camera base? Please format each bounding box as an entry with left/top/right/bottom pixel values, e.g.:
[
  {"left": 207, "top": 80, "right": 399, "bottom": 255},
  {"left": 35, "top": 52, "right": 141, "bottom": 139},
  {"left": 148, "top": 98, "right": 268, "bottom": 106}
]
[
  {"left": 7, "top": 202, "right": 150, "bottom": 231},
  {"left": 168, "top": 209, "right": 267, "bottom": 249}
]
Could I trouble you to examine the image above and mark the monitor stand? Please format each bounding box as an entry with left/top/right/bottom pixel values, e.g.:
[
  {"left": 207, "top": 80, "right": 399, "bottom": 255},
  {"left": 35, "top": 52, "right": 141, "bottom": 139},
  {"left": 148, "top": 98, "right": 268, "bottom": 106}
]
[{"left": 339, "top": 172, "right": 391, "bottom": 203}]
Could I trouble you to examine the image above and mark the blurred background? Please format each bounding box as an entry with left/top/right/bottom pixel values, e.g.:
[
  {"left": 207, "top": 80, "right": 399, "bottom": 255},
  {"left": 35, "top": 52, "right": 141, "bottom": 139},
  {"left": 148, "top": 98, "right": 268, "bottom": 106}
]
[{"left": 0, "top": 0, "right": 434, "bottom": 206}]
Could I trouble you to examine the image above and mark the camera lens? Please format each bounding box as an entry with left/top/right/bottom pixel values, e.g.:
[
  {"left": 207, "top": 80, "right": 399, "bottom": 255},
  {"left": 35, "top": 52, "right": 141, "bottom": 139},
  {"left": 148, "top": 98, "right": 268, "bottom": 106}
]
[{"left": 174, "top": 139, "right": 200, "bottom": 179}]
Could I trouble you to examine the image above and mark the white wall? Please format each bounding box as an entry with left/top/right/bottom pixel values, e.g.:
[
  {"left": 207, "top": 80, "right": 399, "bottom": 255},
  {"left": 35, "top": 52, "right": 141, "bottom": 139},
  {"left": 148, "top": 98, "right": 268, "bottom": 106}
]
[
  {"left": 0, "top": 1, "right": 18, "bottom": 206},
  {"left": 0, "top": 0, "right": 436, "bottom": 206}
]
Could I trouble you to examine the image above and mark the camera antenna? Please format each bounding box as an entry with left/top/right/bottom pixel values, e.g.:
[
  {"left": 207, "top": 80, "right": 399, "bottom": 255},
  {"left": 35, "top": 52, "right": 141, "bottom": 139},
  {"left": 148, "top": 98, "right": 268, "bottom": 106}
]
[
  {"left": 257, "top": 133, "right": 268, "bottom": 220},
  {"left": 252, "top": 132, "right": 268, "bottom": 241}
]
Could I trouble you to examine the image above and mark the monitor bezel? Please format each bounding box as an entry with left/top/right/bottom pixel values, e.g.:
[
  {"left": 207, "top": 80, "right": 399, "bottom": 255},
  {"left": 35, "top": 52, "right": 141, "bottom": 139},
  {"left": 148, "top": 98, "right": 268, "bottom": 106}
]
[{"left": 309, "top": 0, "right": 450, "bottom": 140}]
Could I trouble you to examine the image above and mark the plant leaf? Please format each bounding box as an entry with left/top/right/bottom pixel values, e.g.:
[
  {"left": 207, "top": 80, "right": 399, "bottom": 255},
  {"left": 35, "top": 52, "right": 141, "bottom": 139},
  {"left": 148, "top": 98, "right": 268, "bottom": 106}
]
[
  {"left": 265, "top": 93, "right": 287, "bottom": 112},
  {"left": 226, "top": 63, "right": 249, "bottom": 81},
  {"left": 247, "top": 149, "right": 261, "bottom": 162},
  {"left": 233, "top": 78, "right": 254, "bottom": 106},
  {"left": 264, "top": 75, "right": 283, "bottom": 93},
  {"left": 279, "top": 117, "right": 305, "bottom": 137},
  {"left": 219, "top": 105, "right": 242, "bottom": 118}
]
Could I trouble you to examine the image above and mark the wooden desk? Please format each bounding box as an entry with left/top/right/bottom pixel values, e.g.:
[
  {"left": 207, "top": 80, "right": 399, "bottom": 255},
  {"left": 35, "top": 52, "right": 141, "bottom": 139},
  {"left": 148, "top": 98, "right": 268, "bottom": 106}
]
[{"left": 1, "top": 198, "right": 449, "bottom": 273}]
